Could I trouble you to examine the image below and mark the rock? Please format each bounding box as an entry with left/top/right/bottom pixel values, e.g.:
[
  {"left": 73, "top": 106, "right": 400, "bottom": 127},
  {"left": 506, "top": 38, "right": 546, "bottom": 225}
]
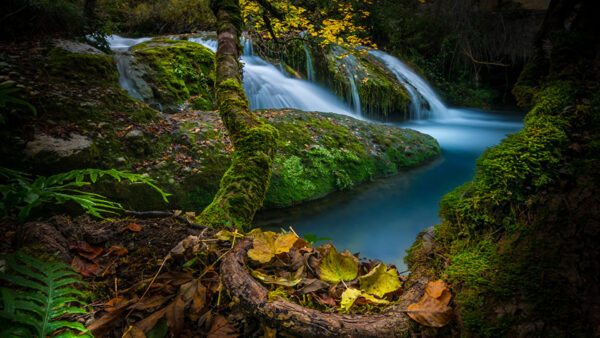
[
  {"left": 53, "top": 39, "right": 104, "bottom": 55},
  {"left": 125, "top": 129, "right": 144, "bottom": 138},
  {"left": 25, "top": 133, "right": 92, "bottom": 158}
]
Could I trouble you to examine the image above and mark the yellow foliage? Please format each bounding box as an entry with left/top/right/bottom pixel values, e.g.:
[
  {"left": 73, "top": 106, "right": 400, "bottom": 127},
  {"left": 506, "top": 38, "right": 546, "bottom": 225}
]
[{"left": 241, "top": 0, "right": 375, "bottom": 50}]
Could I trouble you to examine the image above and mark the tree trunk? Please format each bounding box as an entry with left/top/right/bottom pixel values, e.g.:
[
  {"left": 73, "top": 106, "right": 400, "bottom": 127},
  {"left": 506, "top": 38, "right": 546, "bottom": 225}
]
[{"left": 197, "top": 0, "right": 278, "bottom": 230}]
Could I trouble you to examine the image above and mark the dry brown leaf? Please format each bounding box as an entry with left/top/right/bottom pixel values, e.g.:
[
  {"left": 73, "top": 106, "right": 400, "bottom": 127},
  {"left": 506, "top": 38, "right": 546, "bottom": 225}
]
[
  {"left": 107, "top": 245, "right": 129, "bottom": 256},
  {"left": 165, "top": 295, "right": 186, "bottom": 336},
  {"left": 69, "top": 241, "right": 103, "bottom": 259},
  {"left": 406, "top": 279, "right": 453, "bottom": 327},
  {"left": 122, "top": 325, "right": 146, "bottom": 338},
  {"left": 208, "top": 315, "right": 238, "bottom": 338},
  {"left": 71, "top": 256, "right": 100, "bottom": 277},
  {"left": 133, "top": 295, "right": 171, "bottom": 310},
  {"left": 87, "top": 300, "right": 133, "bottom": 337},
  {"left": 104, "top": 296, "right": 124, "bottom": 307},
  {"left": 191, "top": 283, "right": 207, "bottom": 314},
  {"left": 136, "top": 307, "right": 167, "bottom": 333},
  {"left": 313, "top": 293, "right": 337, "bottom": 307},
  {"left": 121, "top": 222, "right": 142, "bottom": 232}
]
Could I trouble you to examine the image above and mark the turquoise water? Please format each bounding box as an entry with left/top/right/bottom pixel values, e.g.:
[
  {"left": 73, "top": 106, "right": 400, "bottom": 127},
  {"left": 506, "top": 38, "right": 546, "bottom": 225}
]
[{"left": 255, "top": 108, "right": 524, "bottom": 270}]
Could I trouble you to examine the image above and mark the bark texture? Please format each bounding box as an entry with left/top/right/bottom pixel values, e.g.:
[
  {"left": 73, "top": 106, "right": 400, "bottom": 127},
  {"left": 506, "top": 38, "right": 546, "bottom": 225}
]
[
  {"left": 221, "top": 239, "right": 429, "bottom": 337},
  {"left": 197, "top": 0, "right": 278, "bottom": 230}
]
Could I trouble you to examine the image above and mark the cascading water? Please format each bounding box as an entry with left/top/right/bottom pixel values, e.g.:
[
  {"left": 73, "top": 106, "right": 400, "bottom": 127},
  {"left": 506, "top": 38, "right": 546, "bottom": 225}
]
[
  {"left": 301, "top": 34, "right": 316, "bottom": 82},
  {"left": 106, "top": 35, "right": 152, "bottom": 102},
  {"left": 341, "top": 55, "right": 362, "bottom": 116},
  {"left": 187, "top": 36, "right": 356, "bottom": 116},
  {"left": 369, "top": 49, "right": 448, "bottom": 119}
]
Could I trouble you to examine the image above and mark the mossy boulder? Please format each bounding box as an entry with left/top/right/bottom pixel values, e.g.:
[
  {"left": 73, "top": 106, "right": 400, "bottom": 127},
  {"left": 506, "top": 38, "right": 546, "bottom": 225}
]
[
  {"left": 128, "top": 38, "right": 216, "bottom": 112},
  {"left": 0, "top": 39, "right": 158, "bottom": 174}
]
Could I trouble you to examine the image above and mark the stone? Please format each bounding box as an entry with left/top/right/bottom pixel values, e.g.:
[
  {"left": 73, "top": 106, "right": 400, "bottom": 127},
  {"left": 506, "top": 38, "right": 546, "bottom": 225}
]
[
  {"left": 125, "top": 129, "right": 144, "bottom": 138},
  {"left": 25, "top": 133, "right": 92, "bottom": 158},
  {"left": 53, "top": 39, "right": 104, "bottom": 55}
]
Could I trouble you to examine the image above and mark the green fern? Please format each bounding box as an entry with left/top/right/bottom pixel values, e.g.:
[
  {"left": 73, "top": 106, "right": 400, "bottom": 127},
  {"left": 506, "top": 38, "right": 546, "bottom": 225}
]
[
  {"left": 0, "top": 252, "right": 92, "bottom": 337},
  {"left": 0, "top": 167, "right": 170, "bottom": 223}
]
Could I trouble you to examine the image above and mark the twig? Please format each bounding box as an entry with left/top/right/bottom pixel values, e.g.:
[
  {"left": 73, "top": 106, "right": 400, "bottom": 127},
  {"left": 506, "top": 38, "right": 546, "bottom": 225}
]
[
  {"left": 124, "top": 255, "right": 170, "bottom": 320},
  {"left": 462, "top": 50, "right": 510, "bottom": 67}
]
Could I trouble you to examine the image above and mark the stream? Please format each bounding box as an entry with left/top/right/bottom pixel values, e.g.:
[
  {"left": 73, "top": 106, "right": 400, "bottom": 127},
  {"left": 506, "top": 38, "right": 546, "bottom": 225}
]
[{"left": 108, "top": 35, "right": 524, "bottom": 271}]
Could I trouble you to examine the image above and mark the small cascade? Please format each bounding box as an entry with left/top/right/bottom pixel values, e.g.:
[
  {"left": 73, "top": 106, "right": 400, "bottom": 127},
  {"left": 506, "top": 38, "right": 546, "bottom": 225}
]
[
  {"left": 301, "top": 33, "right": 316, "bottom": 82},
  {"left": 345, "top": 63, "right": 362, "bottom": 116},
  {"left": 107, "top": 35, "right": 152, "bottom": 102},
  {"left": 369, "top": 49, "right": 448, "bottom": 119},
  {"left": 190, "top": 36, "right": 356, "bottom": 117}
]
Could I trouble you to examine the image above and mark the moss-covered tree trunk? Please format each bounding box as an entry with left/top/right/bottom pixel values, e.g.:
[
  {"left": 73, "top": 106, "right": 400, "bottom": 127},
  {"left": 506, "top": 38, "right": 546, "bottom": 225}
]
[{"left": 196, "top": 0, "right": 278, "bottom": 229}]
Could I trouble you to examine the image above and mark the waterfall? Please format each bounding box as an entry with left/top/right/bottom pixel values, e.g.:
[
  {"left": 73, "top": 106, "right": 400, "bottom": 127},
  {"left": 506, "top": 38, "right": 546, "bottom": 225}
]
[
  {"left": 107, "top": 35, "right": 152, "bottom": 102},
  {"left": 189, "top": 37, "right": 356, "bottom": 117},
  {"left": 369, "top": 50, "right": 448, "bottom": 119},
  {"left": 301, "top": 34, "right": 316, "bottom": 82},
  {"left": 343, "top": 56, "right": 362, "bottom": 116}
]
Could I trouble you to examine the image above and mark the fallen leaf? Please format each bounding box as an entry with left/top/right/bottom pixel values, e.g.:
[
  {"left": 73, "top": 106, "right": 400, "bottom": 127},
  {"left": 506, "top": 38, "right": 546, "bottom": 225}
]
[
  {"left": 340, "top": 288, "right": 389, "bottom": 312},
  {"left": 165, "top": 295, "right": 186, "bottom": 336},
  {"left": 358, "top": 263, "right": 402, "bottom": 297},
  {"left": 215, "top": 229, "right": 244, "bottom": 241},
  {"left": 191, "top": 283, "right": 207, "bottom": 314},
  {"left": 121, "top": 222, "right": 142, "bottom": 232},
  {"left": 104, "top": 296, "right": 124, "bottom": 307},
  {"left": 136, "top": 307, "right": 167, "bottom": 333},
  {"left": 208, "top": 315, "right": 238, "bottom": 338},
  {"left": 87, "top": 300, "right": 134, "bottom": 337},
  {"left": 71, "top": 256, "right": 100, "bottom": 277},
  {"left": 122, "top": 325, "right": 146, "bottom": 338},
  {"left": 69, "top": 241, "right": 103, "bottom": 259},
  {"left": 250, "top": 269, "right": 302, "bottom": 287},
  {"left": 296, "top": 279, "right": 330, "bottom": 295},
  {"left": 406, "top": 279, "right": 453, "bottom": 327},
  {"left": 247, "top": 230, "right": 298, "bottom": 263},
  {"left": 107, "top": 245, "right": 128, "bottom": 256},
  {"left": 313, "top": 293, "right": 337, "bottom": 307},
  {"left": 317, "top": 245, "right": 358, "bottom": 284}
]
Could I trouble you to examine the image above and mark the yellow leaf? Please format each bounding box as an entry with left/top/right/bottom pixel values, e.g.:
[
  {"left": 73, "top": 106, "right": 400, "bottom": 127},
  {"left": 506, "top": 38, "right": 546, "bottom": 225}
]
[
  {"left": 250, "top": 269, "right": 302, "bottom": 287},
  {"left": 340, "top": 288, "right": 389, "bottom": 312},
  {"left": 358, "top": 263, "right": 402, "bottom": 297},
  {"left": 317, "top": 245, "right": 358, "bottom": 284},
  {"left": 247, "top": 230, "right": 298, "bottom": 263}
]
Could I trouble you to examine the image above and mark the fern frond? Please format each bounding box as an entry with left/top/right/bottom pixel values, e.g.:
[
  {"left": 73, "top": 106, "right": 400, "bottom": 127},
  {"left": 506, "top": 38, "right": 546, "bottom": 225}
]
[{"left": 0, "top": 252, "right": 92, "bottom": 337}]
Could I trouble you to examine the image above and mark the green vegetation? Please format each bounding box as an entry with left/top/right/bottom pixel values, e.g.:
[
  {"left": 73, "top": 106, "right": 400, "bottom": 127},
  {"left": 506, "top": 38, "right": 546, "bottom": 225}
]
[
  {"left": 0, "top": 252, "right": 91, "bottom": 337},
  {"left": 97, "top": 0, "right": 215, "bottom": 36},
  {"left": 130, "top": 38, "right": 216, "bottom": 110},
  {"left": 406, "top": 80, "right": 600, "bottom": 335},
  {"left": 264, "top": 110, "right": 439, "bottom": 207},
  {"left": 0, "top": 168, "right": 168, "bottom": 223}
]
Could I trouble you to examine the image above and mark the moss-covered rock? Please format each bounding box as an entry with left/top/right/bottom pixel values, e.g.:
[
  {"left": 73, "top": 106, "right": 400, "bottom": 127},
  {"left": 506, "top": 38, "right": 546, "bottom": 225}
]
[{"left": 128, "top": 38, "right": 216, "bottom": 112}]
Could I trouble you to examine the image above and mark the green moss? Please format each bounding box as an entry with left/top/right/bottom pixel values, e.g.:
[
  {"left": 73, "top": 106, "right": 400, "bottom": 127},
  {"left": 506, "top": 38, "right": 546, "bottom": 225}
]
[
  {"left": 262, "top": 110, "right": 439, "bottom": 207},
  {"left": 406, "top": 81, "right": 600, "bottom": 335},
  {"left": 131, "top": 38, "right": 216, "bottom": 109}
]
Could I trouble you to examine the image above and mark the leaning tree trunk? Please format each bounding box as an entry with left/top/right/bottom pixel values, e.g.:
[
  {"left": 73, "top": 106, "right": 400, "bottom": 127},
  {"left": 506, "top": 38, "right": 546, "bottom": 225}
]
[{"left": 196, "top": 0, "right": 278, "bottom": 230}]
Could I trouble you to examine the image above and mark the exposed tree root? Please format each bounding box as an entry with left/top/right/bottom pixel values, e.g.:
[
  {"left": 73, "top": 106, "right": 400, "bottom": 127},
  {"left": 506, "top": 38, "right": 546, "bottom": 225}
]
[{"left": 221, "top": 239, "right": 429, "bottom": 337}]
